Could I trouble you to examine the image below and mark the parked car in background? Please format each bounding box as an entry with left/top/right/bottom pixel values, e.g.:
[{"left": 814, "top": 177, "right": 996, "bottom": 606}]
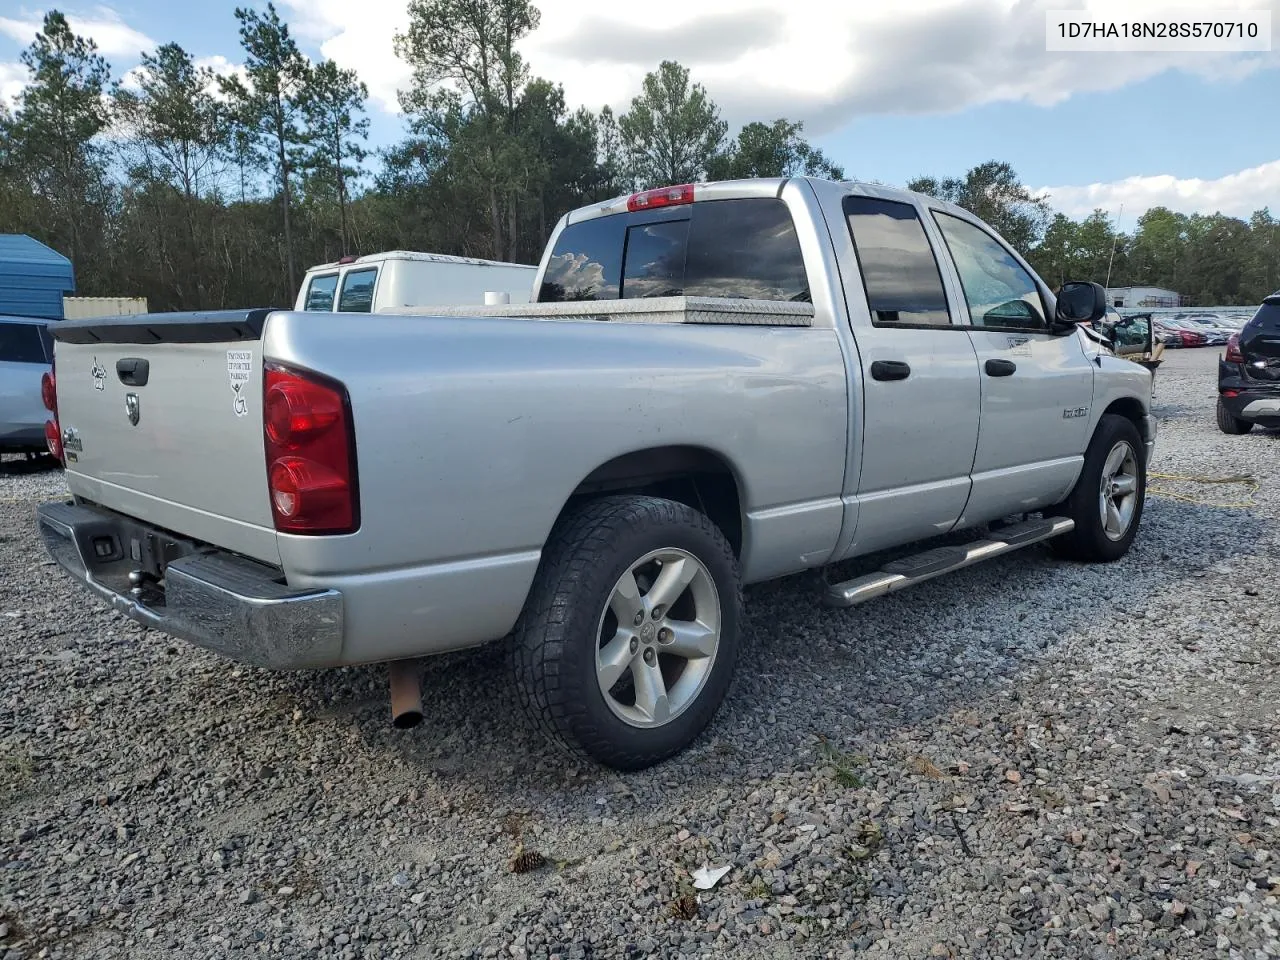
[
  {"left": 1153, "top": 319, "right": 1183, "bottom": 347},
  {"left": 1177, "top": 315, "right": 1233, "bottom": 345},
  {"left": 1217, "top": 293, "right": 1280, "bottom": 434},
  {"left": 295, "top": 251, "right": 538, "bottom": 314},
  {"left": 0, "top": 314, "right": 54, "bottom": 453},
  {"left": 1157, "top": 318, "right": 1208, "bottom": 348}
]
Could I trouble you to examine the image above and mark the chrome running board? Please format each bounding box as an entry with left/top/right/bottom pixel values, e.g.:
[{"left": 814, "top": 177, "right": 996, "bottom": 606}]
[{"left": 824, "top": 517, "right": 1076, "bottom": 608}]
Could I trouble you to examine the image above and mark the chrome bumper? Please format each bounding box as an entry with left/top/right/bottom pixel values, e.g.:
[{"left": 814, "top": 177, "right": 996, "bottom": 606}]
[{"left": 36, "top": 501, "right": 343, "bottom": 669}]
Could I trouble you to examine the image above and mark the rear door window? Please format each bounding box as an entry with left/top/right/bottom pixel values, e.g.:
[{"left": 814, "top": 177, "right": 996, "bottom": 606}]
[
  {"left": 844, "top": 196, "right": 951, "bottom": 326},
  {"left": 304, "top": 273, "right": 338, "bottom": 311},
  {"left": 0, "top": 321, "right": 50, "bottom": 363},
  {"left": 337, "top": 268, "right": 377, "bottom": 313},
  {"left": 538, "top": 198, "right": 809, "bottom": 303}
]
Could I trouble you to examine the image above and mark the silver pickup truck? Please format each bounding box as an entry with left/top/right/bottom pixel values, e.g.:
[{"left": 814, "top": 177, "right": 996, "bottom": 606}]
[{"left": 36, "top": 177, "right": 1155, "bottom": 770}]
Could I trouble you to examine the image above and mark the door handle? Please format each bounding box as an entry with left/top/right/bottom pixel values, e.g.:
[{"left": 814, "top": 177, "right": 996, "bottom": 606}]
[
  {"left": 116, "top": 358, "right": 150, "bottom": 386},
  {"left": 985, "top": 358, "right": 1017, "bottom": 377},
  {"left": 870, "top": 360, "right": 911, "bottom": 381}
]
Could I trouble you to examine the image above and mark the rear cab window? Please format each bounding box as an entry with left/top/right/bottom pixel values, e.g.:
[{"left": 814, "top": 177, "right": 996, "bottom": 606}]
[
  {"left": 538, "top": 198, "right": 809, "bottom": 303},
  {"left": 304, "top": 273, "right": 339, "bottom": 311},
  {"left": 843, "top": 196, "right": 951, "bottom": 327},
  {"left": 338, "top": 268, "right": 378, "bottom": 313},
  {"left": 0, "top": 321, "right": 51, "bottom": 364}
]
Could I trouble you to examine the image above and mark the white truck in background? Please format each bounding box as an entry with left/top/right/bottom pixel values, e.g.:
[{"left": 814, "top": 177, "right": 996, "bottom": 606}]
[{"left": 295, "top": 251, "right": 538, "bottom": 313}]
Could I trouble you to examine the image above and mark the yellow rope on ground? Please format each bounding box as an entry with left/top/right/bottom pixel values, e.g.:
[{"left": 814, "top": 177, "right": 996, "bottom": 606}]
[{"left": 1147, "top": 472, "right": 1259, "bottom": 509}]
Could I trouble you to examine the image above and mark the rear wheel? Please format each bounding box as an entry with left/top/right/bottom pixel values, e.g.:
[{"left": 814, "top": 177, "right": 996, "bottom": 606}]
[
  {"left": 1049, "top": 414, "right": 1145, "bottom": 562},
  {"left": 512, "top": 495, "right": 741, "bottom": 770},
  {"left": 1216, "top": 398, "right": 1254, "bottom": 435}
]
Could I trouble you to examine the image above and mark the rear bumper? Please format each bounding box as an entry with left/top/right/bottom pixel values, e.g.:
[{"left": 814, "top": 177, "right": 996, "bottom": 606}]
[
  {"left": 36, "top": 500, "right": 343, "bottom": 669},
  {"left": 1142, "top": 414, "right": 1158, "bottom": 465},
  {"left": 1220, "top": 362, "right": 1280, "bottom": 426}
]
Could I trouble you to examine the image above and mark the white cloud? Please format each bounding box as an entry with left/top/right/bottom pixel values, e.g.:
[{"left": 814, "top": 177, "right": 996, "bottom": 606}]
[
  {"left": 0, "top": 61, "right": 24, "bottom": 109},
  {"left": 279, "top": 0, "right": 410, "bottom": 112},
  {"left": 278, "top": 0, "right": 1280, "bottom": 131},
  {"left": 1036, "top": 159, "right": 1280, "bottom": 221},
  {"left": 0, "top": 7, "right": 155, "bottom": 58}
]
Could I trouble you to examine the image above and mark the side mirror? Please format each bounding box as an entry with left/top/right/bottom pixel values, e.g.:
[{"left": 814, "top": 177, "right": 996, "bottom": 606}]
[{"left": 1052, "top": 281, "right": 1108, "bottom": 333}]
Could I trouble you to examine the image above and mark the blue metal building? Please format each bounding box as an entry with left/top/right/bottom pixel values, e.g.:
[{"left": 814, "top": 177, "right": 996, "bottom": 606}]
[{"left": 0, "top": 234, "right": 75, "bottom": 320}]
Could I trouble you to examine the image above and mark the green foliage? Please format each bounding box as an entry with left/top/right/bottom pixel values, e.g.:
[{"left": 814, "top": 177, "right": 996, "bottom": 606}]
[
  {"left": 298, "top": 59, "right": 370, "bottom": 255},
  {"left": 1, "top": 3, "right": 1275, "bottom": 314},
  {"left": 2, "top": 11, "right": 113, "bottom": 288},
  {"left": 394, "top": 0, "right": 544, "bottom": 260},
  {"left": 618, "top": 60, "right": 727, "bottom": 189},
  {"left": 909, "top": 160, "right": 1051, "bottom": 252},
  {"left": 708, "top": 119, "right": 844, "bottom": 181},
  {"left": 115, "top": 44, "right": 228, "bottom": 198},
  {"left": 221, "top": 3, "right": 312, "bottom": 290}
]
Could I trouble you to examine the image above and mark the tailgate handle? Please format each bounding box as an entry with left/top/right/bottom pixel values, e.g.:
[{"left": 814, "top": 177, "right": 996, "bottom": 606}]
[{"left": 116, "top": 358, "right": 150, "bottom": 386}]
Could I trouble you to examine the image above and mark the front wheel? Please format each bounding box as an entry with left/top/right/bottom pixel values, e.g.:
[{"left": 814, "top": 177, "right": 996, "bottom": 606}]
[
  {"left": 1049, "top": 414, "right": 1146, "bottom": 562},
  {"left": 512, "top": 495, "right": 742, "bottom": 770}
]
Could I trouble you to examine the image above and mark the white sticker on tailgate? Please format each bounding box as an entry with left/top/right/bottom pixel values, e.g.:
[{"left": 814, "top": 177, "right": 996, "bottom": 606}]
[{"left": 227, "top": 349, "right": 252, "bottom": 417}]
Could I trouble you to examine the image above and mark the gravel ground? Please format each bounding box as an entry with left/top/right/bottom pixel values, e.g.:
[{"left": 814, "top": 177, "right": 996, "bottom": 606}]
[{"left": 3, "top": 347, "right": 1280, "bottom": 960}]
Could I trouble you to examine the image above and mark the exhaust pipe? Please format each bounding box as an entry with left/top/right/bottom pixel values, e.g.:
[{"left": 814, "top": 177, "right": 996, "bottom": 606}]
[{"left": 388, "top": 659, "right": 424, "bottom": 729}]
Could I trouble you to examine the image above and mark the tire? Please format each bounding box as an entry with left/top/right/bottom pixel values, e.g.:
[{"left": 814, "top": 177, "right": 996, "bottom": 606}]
[
  {"left": 511, "top": 495, "right": 742, "bottom": 771},
  {"left": 1216, "top": 399, "right": 1254, "bottom": 435},
  {"left": 1049, "top": 414, "right": 1146, "bottom": 563}
]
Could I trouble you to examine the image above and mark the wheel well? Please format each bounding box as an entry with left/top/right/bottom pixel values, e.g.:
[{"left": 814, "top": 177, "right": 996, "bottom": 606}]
[
  {"left": 1103, "top": 396, "right": 1146, "bottom": 438},
  {"left": 558, "top": 446, "right": 743, "bottom": 556}
]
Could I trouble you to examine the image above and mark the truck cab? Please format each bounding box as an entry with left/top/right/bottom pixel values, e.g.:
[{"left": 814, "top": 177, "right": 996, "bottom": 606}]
[{"left": 295, "top": 250, "right": 539, "bottom": 313}]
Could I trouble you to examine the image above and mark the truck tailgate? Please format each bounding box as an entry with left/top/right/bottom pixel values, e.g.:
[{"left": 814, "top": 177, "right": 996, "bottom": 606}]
[{"left": 50, "top": 310, "right": 280, "bottom": 565}]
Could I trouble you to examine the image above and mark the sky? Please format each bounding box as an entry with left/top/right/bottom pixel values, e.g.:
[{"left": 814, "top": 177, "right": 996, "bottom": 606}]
[{"left": 1, "top": 0, "right": 1278, "bottom": 233}]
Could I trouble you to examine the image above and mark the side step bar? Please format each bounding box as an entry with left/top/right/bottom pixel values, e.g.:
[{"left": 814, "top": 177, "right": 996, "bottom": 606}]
[{"left": 824, "top": 517, "right": 1075, "bottom": 608}]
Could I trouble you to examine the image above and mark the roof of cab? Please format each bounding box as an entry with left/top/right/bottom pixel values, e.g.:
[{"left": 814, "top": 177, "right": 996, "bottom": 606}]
[
  {"left": 304, "top": 250, "right": 538, "bottom": 273},
  {"left": 562, "top": 176, "right": 976, "bottom": 227}
]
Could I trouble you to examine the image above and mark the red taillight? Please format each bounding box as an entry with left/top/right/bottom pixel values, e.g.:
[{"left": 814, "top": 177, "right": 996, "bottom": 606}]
[
  {"left": 44, "top": 419, "right": 62, "bottom": 460},
  {"left": 1222, "top": 389, "right": 1240, "bottom": 398},
  {"left": 42, "top": 364, "right": 63, "bottom": 463},
  {"left": 263, "top": 363, "right": 358, "bottom": 534},
  {"left": 627, "top": 184, "right": 695, "bottom": 212},
  {"left": 41, "top": 370, "right": 57, "bottom": 412},
  {"left": 1226, "top": 333, "right": 1244, "bottom": 363},
  {"left": 265, "top": 378, "right": 341, "bottom": 448}
]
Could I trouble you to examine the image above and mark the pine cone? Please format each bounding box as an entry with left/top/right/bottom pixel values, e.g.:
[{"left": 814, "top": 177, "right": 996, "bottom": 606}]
[
  {"left": 510, "top": 849, "right": 546, "bottom": 874},
  {"left": 670, "top": 893, "right": 698, "bottom": 921}
]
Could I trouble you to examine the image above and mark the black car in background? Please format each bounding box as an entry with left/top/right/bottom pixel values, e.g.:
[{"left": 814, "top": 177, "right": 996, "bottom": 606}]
[{"left": 1218, "top": 293, "right": 1280, "bottom": 434}]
